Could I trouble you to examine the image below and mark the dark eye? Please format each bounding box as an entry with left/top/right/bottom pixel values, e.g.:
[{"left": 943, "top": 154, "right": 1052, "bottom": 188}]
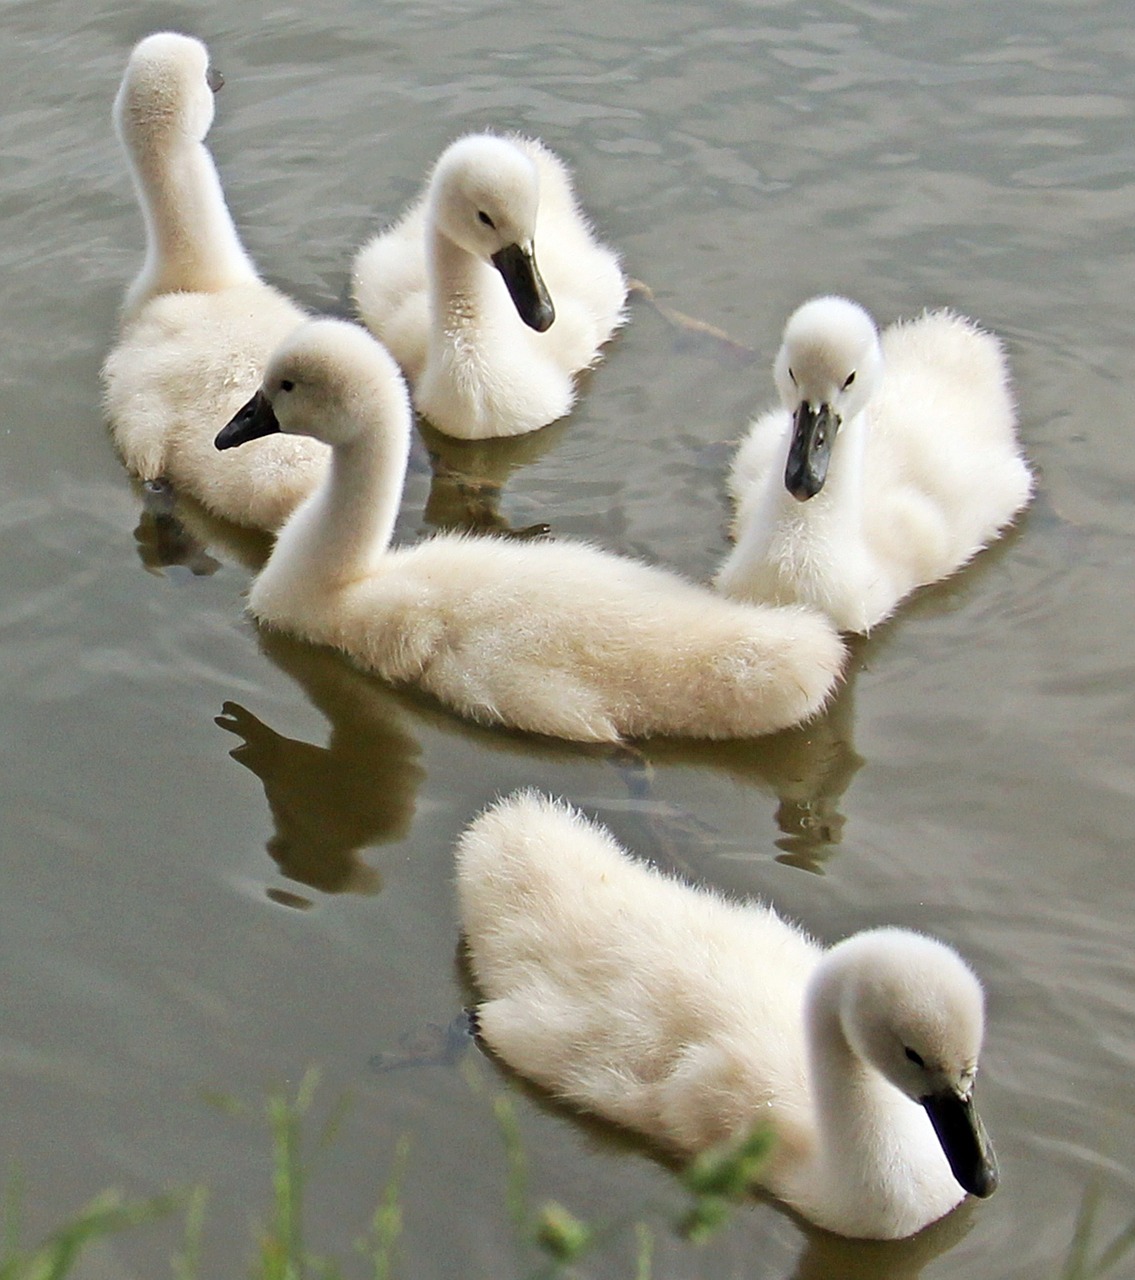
[
  {"left": 478, "top": 211, "right": 495, "bottom": 229},
  {"left": 279, "top": 379, "right": 295, "bottom": 392},
  {"left": 842, "top": 371, "right": 856, "bottom": 390},
  {"left": 904, "top": 1047, "right": 925, "bottom": 1068},
  {"left": 788, "top": 368, "right": 797, "bottom": 387}
]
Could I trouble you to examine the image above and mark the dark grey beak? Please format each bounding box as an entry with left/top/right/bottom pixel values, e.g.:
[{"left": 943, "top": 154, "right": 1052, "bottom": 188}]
[
  {"left": 784, "top": 402, "right": 837, "bottom": 502},
  {"left": 215, "top": 390, "right": 279, "bottom": 451},
  {"left": 491, "top": 241, "right": 555, "bottom": 333},
  {"left": 921, "top": 1088, "right": 999, "bottom": 1200},
  {"left": 206, "top": 66, "right": 224, "bottom": 93}
]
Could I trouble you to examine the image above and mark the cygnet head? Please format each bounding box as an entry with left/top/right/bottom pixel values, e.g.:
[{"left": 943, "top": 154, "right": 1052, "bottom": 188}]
[
  {"left": 215, "top": 318, "right": 411, "bottom": 452},
  {"left": 428, "top": 134, "right": 555, "bottom": 333},
  {"left": 114, "top": 32, "right": 223, "bottom": 151},
  {"left": 824, "top": 927, "right": 998, "bottom": 1199},
  {"left": 774, "top": 296, "right": 883, "bottom": 502}
]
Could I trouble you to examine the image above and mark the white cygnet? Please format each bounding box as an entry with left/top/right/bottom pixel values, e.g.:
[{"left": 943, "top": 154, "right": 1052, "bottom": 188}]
[
  {"left": 457, "top": 790, "right": 999, "bottom": 1240},
  {"left": 351, "top": 133, "right": 627, "bottom": 439},
  {"left": 716, "top": 296, "right": 1033, "bottom": 632}
]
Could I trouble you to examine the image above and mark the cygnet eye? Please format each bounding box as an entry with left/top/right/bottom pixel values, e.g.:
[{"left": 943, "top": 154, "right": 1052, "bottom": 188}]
[
  {"left": 904, "top": 1046, "right": 925, "bottom": 1068},
  {"left": 279, "top": 379, "right": 295, "bottom": 393},
  {"left": 478, "top": 210, "right": 496, "bottom": 229},
  {"left": 788, "top": 368, "right": 797, "bottom": 387},
  {"left": 842, "top": 371, "right": 856, "bottom": 390}
]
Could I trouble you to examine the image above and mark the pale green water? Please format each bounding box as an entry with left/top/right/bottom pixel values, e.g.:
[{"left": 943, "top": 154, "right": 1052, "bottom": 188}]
[{"left": 2, "top": 0, "right": 1134, "bottom": 1276}]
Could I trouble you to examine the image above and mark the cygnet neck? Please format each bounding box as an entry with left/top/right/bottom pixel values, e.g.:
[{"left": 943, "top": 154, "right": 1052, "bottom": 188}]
[
  {"left": 427, "top": 225, "right": 498, "bottom": 336},
  {"left": 798, "top": 950, "right": 959, "bottom": 1238},
  {"left": 122, "top": 116, "right": 257, "bottom": 316},
  {"left": 267, "top": 397, "right": 410, "bottom": 600}
]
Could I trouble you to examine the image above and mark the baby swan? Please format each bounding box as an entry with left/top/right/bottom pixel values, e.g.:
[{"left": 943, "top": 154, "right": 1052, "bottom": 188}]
[
  {"left": 457, "top": 790, "right": 998, "bottom": 1240},
  {"left": 351, "top": 133, "right": 627, "bottom": 439},
  {"left": 715, "top": 296, "right": 1033, "bottom": 633},
  {"left": 101, "top": 32, "right": 324, "bottom": 531},
  {"left": 215, "top": 319, "right": 844, "bottom": 743}
]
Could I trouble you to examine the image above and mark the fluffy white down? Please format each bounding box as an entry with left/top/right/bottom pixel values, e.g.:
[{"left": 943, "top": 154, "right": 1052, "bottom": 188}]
[
  {"left": 457, "top": 790, "right": 995, "bottom": 1239},
  {"left": 715, "top": 296, "right": 1033, "bottom": 632},
  {"left": 101, "top": 33, "right": 326, "bottom": 531},
  {"left": 231, "top": 319, "right": 845, "bottom": 743},
  {"left": 351, "top": 133, "right": 627, "bottom": 439}
]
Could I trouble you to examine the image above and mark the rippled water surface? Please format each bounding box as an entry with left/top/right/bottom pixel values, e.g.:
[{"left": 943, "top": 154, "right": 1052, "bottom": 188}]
[{"left": 3, "top": 0, "right": 1135, "bottom": 1275}]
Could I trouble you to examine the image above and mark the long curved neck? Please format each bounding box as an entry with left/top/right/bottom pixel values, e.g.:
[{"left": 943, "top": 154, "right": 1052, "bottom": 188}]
[
  {"left": 427, "top": 226, "right": 497, "bottom": 337},
  {"left": 804, "top": 962, "right": 889, "bottom": 1191},
  {"left": 798, "top": 961, "right": 957, "bottom": 1238},
  {"left": 260, "top": 413, "right": 409, "bottom": 608},
  {"left": 121, "top": 125, "right": 257, "bottom": 318}
]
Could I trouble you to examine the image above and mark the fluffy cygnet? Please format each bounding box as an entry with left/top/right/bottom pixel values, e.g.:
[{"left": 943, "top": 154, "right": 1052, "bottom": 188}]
[
  {"left": 101, "top": 32, "right": 325, "bottom": 531},
  {"left": 716, "top": 296, "right": 1033, "bottom": 632},
  {"left": 215, "top": 318, "right": 845, "bottom": 743},
  {"left": 351, "top": 133, "right": 627, "bottom": 439},
  {"left": 457, "top": 790, "right": 998, "bottom": 1239}
]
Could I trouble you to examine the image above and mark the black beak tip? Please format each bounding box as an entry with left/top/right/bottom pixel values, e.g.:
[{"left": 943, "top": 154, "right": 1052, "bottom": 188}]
[
  {"left": 526, "top": 300, "right": 555, "bottom": 333},
  {"left": 965, "top": 1156, "right": 999, "bottom": 1200},
  {"left": 214, "top": 389, "right": 280, "bottom": 451},
  {"left": 786, "top": 474, "right": 822, "bottom": 502}
]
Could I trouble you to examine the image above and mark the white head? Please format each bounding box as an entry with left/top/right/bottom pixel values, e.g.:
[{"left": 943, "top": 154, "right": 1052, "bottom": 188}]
[
  {"left": 427, "top": 134, "right": 555, "bottom": 332},
  {"left": 820, "top": 927, "right": 998, "bottom": 1200},
  {"left": 214, "top": 319, "right": 412, "bottom": 452},
  {"left": 114, "top": 32, "right": 222, "bottom": 151},
  {"left": 774, "top": 296, "right": 883, "bottom": 501}
]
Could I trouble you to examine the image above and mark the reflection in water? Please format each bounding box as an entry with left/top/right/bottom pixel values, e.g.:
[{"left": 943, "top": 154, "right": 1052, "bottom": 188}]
[
  {"left": 788, "top": 1199, "right": 975, "bottom": 1280},
  {"left": 131, "top": 483, "right": 273, "bottom": 576},
  {"left": 635, "top": 641, "right": 867, "bottom": 874},
  {"left": 417, "top": 416, "right": 568, "bottom": 537},
  {"left": 369, "top": 1011, "right": 476, "bottom": 1073},
  {"left": 132, "top": 479, "right": 221, "bottom": 580},
  {"left": 217, "top": 630, "right": 428, "bottom": 903}
]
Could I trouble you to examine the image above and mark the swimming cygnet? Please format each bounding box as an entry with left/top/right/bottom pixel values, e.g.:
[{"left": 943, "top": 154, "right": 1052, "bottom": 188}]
[
  {"left": 215, "top": 318, "right": 844, "bottom": 743},
  {"left": 457, "top": 790, "right": 999, "bottom": 1239},
  {"left": 715, "top": 296, "right": 1033, "bottom": 632},
  {"left": 102, "top": 32, "right": 325, "bottom": 531},
  {"left": 351, "top": 133, "right": 627, "bottom": 439}
]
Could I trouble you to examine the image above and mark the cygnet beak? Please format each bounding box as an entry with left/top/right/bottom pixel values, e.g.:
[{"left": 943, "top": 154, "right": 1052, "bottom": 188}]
[
  {"left": 921, "top": 1087, "right": 999, "bottom": 1200},
  {"left": 785, "top": 402, "right": 837, "bottom": 501},
  {"left": 215, "top": 389, "right": 280, "bottom": 450},
  {"left": 491, "top": 241, "right": 555, "bottom": 333},
  {"left": 206, "top": 66, "right": 224, "bottom": 93}
]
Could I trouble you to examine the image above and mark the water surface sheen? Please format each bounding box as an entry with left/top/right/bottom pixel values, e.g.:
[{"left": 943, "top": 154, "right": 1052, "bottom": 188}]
[{"left": 2, "top": 0, "right": 1134, "bottom": 1275}]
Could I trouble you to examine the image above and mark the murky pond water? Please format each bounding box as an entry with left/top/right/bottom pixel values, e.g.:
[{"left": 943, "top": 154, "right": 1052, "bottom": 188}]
[{"left": 3, "top": 0, "right": 1135, "bottom": 1275}]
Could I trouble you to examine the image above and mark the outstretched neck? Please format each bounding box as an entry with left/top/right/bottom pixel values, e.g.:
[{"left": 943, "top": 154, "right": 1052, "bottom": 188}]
[{"left": 121, "top": 125, "right": 258, "bottom": 318}]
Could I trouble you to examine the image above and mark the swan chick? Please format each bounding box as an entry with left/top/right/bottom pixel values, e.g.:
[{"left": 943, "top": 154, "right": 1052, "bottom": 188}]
[
  {"left": 215, "top": 318, "right": 845, "bottom": 743},
  {"left": 715, "top": 296, "right": 1033, "bottom": 632},
  {"left": 457, "top": 790, "right": 998, "bottom": 1239},
  {"left": 352, "top": 133, "right": 627, "bottom": 439},
  {"left": 101, "top": 32, "right": 325, "bottom": 531}
]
